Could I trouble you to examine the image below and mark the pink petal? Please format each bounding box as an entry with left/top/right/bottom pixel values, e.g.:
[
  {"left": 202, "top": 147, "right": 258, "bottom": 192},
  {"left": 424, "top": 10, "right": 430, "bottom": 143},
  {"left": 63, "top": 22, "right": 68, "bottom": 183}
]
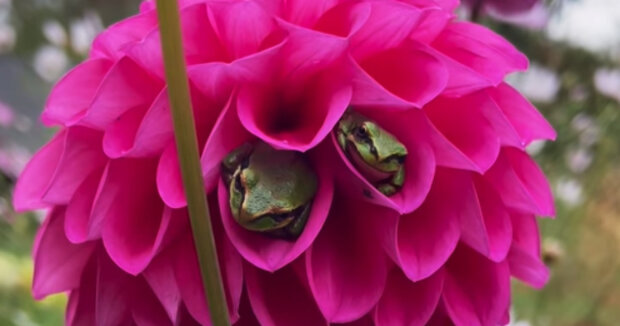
[
  {"left": 350, "top": 1, "right": 425, "bottom": 59},
  {"left": 237, "top": 30, "right": 352, "bottom": 152},
  {"left": 173, "top": 212, "right": 243, "bottom": 325},
  {"left": 391, "top": 169, "right": 461, "bottom": 281},
  {"left": 442, "top": 245, "right": 511, "bottom": 326},
  {"left": 207, "top": 0, "right": 277, "bottom": 61},
  {"left": 508, "top": 212, "right": 549, "bottom": 288},
  {"left": 487, "top": 83, "right": 556, "bottom": 145},
  {"left": 409, "top": 7, "right": 453, "bottom": 43},
  {"left": 79, "top": 56, "right": 163, "bottom": 129},
  {"left": 313, "top": 1, "right": 372, "bottom": 38},
  {"left": 485, "top": 148, "right": 555, "bottom": 217},
  {"left": 199, "top": 96, "right": 254, "bottom": 194},
  {"left": 458, "top": 174, "right": 513, "bottom": 262},
  {"left": 65, "top": 168, "right": 105, "bottom": 243},
  {"left": 278, "top": 0, "right": 340, "bottom": 28},
  {"left": 306, "top": 197, "right": 390, "bottom": 323},
  {"left": 131, "top": 278, "right": 174, "bottom": 326},
  {"left": 126, "top": 89, "right": 175, "bottom": 158},
  {"left": 99, "top": 158, "right": 171, "bottom": 275},
  {"left": 329, "top": 108, "right": 436, "bottom": 214},
  {"left": 245, "top": 261, "right": 328, "bottom": 326},
  {"left": 14, "top": 127, "right": 106, "bottom": 211},
  {"left": 90, "top": 11, "right": 158, "bottom": 60},
  {"left": 218, "top": 151, "right": 334, "bottom": 272},
  {"left": 337, "top": 315, "right": 375, "bottom": 326},
  {"left": 353, "top": 41, "right": 448, "bottom": 108},
  {"left": 424, "top": 95, "right": 501, "bottom": 173},
  {"left": 430, "top": 48, "right": 495, "bottom": 97},
  {"left": 32, "top": 208, "right": 95, "bottom": 299},
  {"left": 374, "top": 269, "right": 444, "bottom": 326},
  {"left": 143, "top": 247, "right": 183, "bottom": 323},
  {"left": 42, "top": 59, "right": 112, "bottom": 126},
  {"left": 157, "top": 143, "right": 186, "bottom": 209},
  {"left": 432, "top": 22, "right": 528, "bottom": 85}
]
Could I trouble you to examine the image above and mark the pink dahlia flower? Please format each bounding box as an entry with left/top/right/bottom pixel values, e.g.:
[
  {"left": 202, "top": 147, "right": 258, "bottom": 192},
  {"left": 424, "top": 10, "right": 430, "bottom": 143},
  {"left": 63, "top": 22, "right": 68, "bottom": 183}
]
[{"left": 14, "top": 0, "right": 556, "bottom": 325}]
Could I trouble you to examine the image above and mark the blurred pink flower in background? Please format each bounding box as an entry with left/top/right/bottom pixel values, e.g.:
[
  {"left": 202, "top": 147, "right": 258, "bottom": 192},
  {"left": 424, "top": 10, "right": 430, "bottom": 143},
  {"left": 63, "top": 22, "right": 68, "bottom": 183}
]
[
  {"left": 462, "top": 0, "right": 549, "bottom": 29},
  {"left": 13, "top": 0, "right": 556, "bottom": 325}
]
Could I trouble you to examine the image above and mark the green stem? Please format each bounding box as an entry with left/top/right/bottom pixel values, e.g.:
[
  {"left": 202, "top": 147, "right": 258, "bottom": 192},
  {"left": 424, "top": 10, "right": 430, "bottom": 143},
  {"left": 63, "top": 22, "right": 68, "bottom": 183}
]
[{"left": 155, "top": 1, "right": 230, "bottom": 325}]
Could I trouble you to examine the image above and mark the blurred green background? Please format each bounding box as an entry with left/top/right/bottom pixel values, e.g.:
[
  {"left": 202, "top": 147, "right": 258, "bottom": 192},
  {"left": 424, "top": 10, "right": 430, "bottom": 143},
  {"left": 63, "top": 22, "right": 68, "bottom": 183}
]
[{"left": 0, "top": 0, "right": 618, "bottom": 325}]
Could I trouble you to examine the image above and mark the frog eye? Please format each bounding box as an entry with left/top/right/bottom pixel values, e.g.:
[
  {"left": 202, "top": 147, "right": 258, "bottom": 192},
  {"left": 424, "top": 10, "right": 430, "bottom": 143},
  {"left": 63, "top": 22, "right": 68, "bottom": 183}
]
[{"left": 354, "top": 125, "right": 369, "bottom": 140}]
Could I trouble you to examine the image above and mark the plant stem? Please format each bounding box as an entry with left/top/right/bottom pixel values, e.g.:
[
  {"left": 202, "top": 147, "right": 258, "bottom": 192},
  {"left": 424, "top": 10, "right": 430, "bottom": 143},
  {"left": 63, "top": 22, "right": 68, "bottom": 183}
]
[{"left": 155, "top": 1, "right": 230, "bottom": 325}]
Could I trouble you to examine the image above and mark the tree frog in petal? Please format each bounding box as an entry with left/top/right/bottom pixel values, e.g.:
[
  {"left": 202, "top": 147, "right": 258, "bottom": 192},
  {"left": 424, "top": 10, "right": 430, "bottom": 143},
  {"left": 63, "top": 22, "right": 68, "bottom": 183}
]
[
  {"left": 336, "top": 111, "right": 407, "bottom": 196},
  {"left": 221, "top": 142, "right": 318, "bottom": 240}
]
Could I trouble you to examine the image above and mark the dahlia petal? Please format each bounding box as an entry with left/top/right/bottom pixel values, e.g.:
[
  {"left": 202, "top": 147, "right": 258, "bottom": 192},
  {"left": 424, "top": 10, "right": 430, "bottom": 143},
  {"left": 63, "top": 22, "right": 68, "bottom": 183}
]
[
  {"left": 132, "top": 278, "right": 174, "bottom": 326},
  {"left": 188, "top": 63, "right": 236, "bottom": 107},
  {"left": 200, "top": 98, "right": 254, "bottom": 193},
  {"left": 100, "top": 158, "right": 167, "bottom": 275},
  {"left": 278, "top": 0, "right": 339, "bottom": 28},
  {"left": 353, "top": 41, "right": 448, "bottom": 108},
  {"left": 42, "top": 59, "right": 113, "bottom": 126},
  {"left": 473, "top": 91, "right": 524, "bottom": 148},
  {"left": 313, "top": 1, "right": 371, "bottom": 38},
  {"left": 409, "top": 8, "right": 453, "bottom": 43},
  {"left": 80, "top": 56, "right": 163, "bottom": 129},
  {"left": 219, "top": 153, "right": 334, "bottom": 271},
  {"left": 32, "top": 208, "right": 95, "bottom": 299},
  {"left": 329, "top": 120, "right": 435, "bottom": 215},
  {"left": 374, "top": 269, "right": 444, "bottom": 326},
  {"left": 65, "top": 169, "right": 105, "bottom": 243},
  {"left": 207, "top": 0, "right": 276, "bottom": 60},
  {"left": 339, "top": 315, "right": 375, "bottom": 326},
  {"left": 143, "top": 247, "right": 183, "bottom": 323},
  {"left": 393, "top": 169, "right": 461, "bottom": 281},
  {"left": 94, "top": 252, "right": 135, "bottom": 326},
  {"left": 238, "top": 71, "right": 351, "bottom": 152},
  {"left": 487, "top": 83, "right": 557, "bottom": 145},
  {"left": 173, "top": 226, "right": 243, "bottom": 325},
  {"left": 508, "top": 212, "right": 549, "bottom": 288},
  {"left": 66, "top": 258, "right": 97, "bottom": 326},
  {"left": 103, "top": 89, "right": 171, "bottom": 158},
  {"left": 90, "top": 11, "right": 158, "bottom": 60},
  {"left": 485, "top": 148, "right": 555, "bottom": 217},
  {"left": 350, "top": 1, "right": 424, "bottom": 59},
  {"left": 235, "top": 291, "right": 261, "bottom": 326},
  {"left": 432, "top": 50, "right": 495, "bottom": 97},
  {"left": 424, "top": 95, "right": 501, "bottom": 173},
  {"left": 157, "top": 143, "right": 186, "bottom": 209},
  {"left": 245, "top": 262, "right": 328, "bottom": 326},
  {"left": 459, "top": 175, "right": 512, "bottom": 262},
  {"left": 306, "top": 198, "right": 389, "bottom": 323},
  {"left": 14, "top": 127, "right": 106, "bottom": 211},
  {"left": 442, "top": 245, "right": 511, "bottom": 326},
  {"left": 402, "top": 0, "right": 459, "bottom": 11},
  {"left": 432, "top": 22, "right": 528, "bottom": 84}
]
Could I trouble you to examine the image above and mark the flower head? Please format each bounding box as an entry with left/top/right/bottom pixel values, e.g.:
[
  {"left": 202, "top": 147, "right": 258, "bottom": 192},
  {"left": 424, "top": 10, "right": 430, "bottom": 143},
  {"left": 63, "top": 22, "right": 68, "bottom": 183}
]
[{"left": 14, "top": 0, "right": 556, "bottom": 325}]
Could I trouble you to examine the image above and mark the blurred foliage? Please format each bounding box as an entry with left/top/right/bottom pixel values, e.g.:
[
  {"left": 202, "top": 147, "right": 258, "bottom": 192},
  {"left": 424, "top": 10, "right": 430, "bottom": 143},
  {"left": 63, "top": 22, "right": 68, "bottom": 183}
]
[{"left": 1, "top": 1, "right": 620, "bottom": 326}]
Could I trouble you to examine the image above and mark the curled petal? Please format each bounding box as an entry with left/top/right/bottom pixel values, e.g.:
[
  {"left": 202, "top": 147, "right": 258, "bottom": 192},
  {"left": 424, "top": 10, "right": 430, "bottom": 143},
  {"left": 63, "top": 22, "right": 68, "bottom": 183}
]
[
  {"left": 487, "top": 83, "right": 557, "bottom": 145},
  {"left": 432, "top": 22, "right": 528, "bottom": 85},
  {"left": 443, "top": 245, "right": 511, "bottom": 326},
  {"left": 374, "top": 269, "right": 444, "bottom": 326},
  {"left": 306, "top": 197, "right": 389, "bottom": 323},
  {"left": 313, "top": 1, "right": 372, "bottom": 38},
  {"left": 424, "top": 95, "right": 501, "bottom": 173},
  {"left": 390, "top": 169, "right": 461, "bottom": 281},
  {"left": 42, "top": 59, "right": 113, "bottom": 126},
  {"left": 352, "top": 41, "right": 448, "bottom": 108},
  {"left": 79, "top": 56, "right": 163, "bottom": 129},
  {"left": 458, "top": 174, "right": 513, "bottom": 262},
  {"left": 277, "top": 0, "right": 340, "bottom": 28},
  {"left": 143, "top": 247, "right": 183, "bottom": 323},
  {"left": 14, "top": 127, "right": 106, "bottom": 211},
  {"left": 485, "top": 148, "right": 555, "bottom": 217},
  {"left": 219, "top": 152, "right": 334, "bottom": 271},
  {"left": 508, "top": 212, "right": 549, "bottom": 288},
  {"left": 245, "top": 261, "right": 328, "bottom": 326},
  {"left": 33, "top": 208, "right": 95, "bottom": 300},
  {"left": 330, "top": 108, "right": 436, "bottom": 214},
  {"left": 90, "top": 10, "right": 158, "bottom": 60}
]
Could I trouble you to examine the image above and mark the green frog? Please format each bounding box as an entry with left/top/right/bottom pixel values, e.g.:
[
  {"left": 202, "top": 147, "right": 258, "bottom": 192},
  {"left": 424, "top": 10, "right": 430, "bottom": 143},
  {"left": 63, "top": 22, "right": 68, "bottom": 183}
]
[
  {"left": 221, "top": 142, "right": 318, "bottom": 240},
  {"left": 336, "top": 111, "right": 407, "bottom": 196}
]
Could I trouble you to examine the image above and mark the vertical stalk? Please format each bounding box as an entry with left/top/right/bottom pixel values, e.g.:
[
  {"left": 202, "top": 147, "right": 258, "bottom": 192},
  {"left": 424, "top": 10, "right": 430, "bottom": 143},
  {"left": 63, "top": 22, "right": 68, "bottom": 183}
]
[{"left": 155, "top": 1, "right": 230, "bottom": 325}]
